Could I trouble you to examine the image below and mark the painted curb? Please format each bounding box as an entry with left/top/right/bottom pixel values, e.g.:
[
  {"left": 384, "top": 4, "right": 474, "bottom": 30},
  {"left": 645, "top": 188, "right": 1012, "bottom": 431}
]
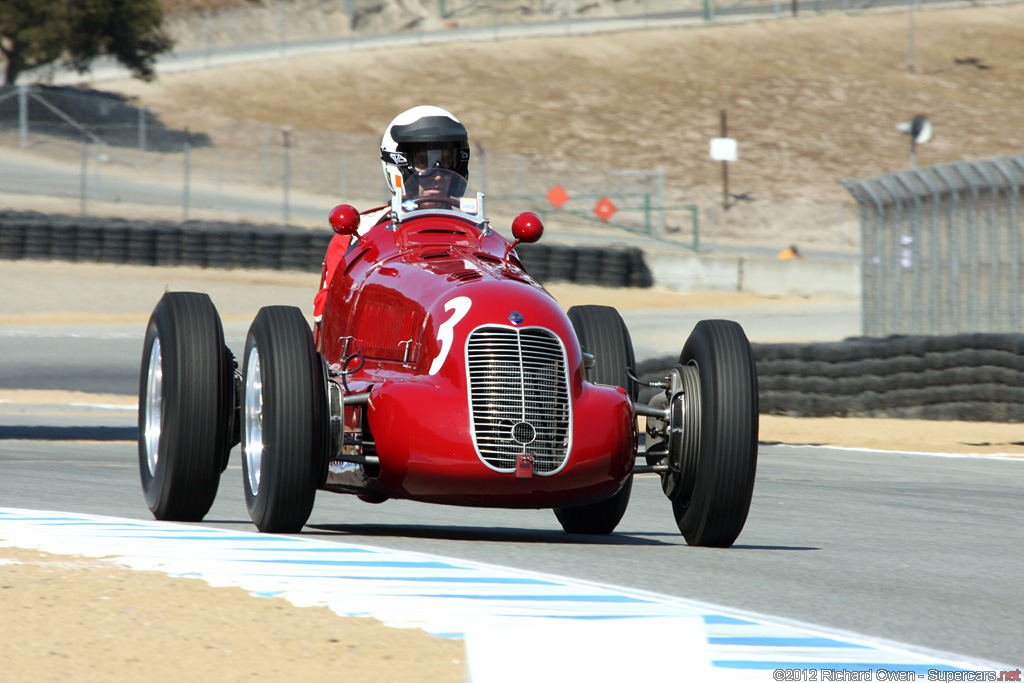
[{"left": 0, "top": 507, "right": 1005, "bottom": 680}]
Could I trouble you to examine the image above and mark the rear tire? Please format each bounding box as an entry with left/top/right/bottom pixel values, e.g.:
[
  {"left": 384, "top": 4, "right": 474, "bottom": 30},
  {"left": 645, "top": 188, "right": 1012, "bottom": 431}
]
[
  {"left": 566, "top": 305, "right": 638, "bottom": 402},
  {"left": 242, "top": 306, "right": 327, "bottom": 533},
  {"left": 138, "top": 292, "right": 233, "bottom": 521},
  {"left": 554, "top": 474, "right": 633, "bottom": 535},
  {"left": 554, "top": 305, "right": 637, "bottom": 535},
  {"left": 672, "top": 320, "right": 759, "bottom": 547}
]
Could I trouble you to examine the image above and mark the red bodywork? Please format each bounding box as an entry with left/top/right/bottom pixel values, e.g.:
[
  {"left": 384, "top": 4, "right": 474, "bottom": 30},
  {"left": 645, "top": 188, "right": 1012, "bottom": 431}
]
[{"left": 316, "top": 210, "right": 636, "bottom": 508}]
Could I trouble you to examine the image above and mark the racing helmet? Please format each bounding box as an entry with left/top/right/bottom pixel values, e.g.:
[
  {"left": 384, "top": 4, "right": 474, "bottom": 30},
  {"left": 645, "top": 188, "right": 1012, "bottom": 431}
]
[{"left": 380, "top": 106, "right": 470, "bottom": 196}]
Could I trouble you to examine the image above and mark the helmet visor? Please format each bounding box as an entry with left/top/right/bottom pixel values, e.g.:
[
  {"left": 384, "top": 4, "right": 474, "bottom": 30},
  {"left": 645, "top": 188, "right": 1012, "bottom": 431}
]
[{"left": 410, "top": 147, "right": 456, "bottom": 173}]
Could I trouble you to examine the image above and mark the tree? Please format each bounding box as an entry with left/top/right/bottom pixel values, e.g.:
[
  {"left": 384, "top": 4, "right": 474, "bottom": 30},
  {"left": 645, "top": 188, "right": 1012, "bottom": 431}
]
[{"left": 0, "top": 0, "right": 173, "bottom": 85}]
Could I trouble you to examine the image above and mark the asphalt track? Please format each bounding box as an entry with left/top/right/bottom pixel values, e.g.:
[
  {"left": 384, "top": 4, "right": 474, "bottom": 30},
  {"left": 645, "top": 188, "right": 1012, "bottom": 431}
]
[
  {"left": 0, "top": 391, "right": 1021, "bottom": 669},
  {"left": 0, "top": 298, "right": 1019, "bottom": 671}
]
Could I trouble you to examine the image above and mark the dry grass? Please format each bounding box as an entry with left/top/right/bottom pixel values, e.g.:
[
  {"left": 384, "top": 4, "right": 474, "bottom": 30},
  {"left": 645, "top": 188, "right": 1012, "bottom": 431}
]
[{"left": 115, "top": 3, "right": 1024, "bottom": 206}]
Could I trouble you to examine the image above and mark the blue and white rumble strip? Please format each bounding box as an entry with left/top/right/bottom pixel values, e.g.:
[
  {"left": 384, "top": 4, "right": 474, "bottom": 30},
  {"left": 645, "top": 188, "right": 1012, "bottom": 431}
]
[{"left": 0, "top": 508, "right": 997, "bottom": 680}]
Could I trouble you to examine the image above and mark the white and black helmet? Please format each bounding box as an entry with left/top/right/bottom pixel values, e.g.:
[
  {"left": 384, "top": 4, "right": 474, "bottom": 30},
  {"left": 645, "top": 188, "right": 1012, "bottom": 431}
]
[{"left": 380, "top": 106, "right": 470, "bottom": 195}]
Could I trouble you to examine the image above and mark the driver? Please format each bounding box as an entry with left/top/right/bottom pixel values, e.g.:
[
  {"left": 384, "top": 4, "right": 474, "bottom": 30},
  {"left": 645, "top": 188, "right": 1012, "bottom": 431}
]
[
  {"left": 313, "top": 106, "right": 472, "bottom": 327},
  {"left": 380, "top": 105, "right": 471, "bottom": 209}
]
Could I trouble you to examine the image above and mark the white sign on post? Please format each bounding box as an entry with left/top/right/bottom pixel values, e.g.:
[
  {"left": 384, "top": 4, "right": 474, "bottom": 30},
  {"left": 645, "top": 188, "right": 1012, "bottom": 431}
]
[{"left": 710, "top": 137, "right": 738, "bottom": 162}]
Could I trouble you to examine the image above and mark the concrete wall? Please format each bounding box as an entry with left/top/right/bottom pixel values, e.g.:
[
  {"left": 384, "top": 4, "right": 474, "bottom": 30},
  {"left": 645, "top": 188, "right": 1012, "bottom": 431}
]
[{"left": 646, "top": 247, "right": 860, "bottom": 298}]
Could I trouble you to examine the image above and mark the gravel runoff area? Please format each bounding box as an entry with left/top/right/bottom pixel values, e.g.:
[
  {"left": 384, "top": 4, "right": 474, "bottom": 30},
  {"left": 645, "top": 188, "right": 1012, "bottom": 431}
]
[{"left": 1, "top": 260, "right": 1021, "bottom": 681}]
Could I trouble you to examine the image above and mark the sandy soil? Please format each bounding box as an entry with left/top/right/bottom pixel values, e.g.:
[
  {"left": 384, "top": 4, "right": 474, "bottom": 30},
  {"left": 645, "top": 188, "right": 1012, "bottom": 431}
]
[{"left": 0, "top": 547, "right": 465, "bottom": 683}]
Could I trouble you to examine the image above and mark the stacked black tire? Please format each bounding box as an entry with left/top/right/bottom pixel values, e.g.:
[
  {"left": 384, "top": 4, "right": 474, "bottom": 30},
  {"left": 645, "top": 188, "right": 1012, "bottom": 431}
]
[
  {"left": 0, "top": 210, "right": 654, "bottom": 287},
  {"left": 0, "top": 211, "right": 331, "bottom": 272},
  {"left": 516, "top": 243, "right": 653, "bottom": 288},
  {"left": 637, "top": 333, "right": 1024, "bottom": 423}
]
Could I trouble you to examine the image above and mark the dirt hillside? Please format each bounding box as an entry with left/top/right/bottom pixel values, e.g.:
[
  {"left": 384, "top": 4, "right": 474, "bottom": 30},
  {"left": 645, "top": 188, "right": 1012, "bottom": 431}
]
[{"left": 100, "top": 2, "right": 1024, "bottom": 249}]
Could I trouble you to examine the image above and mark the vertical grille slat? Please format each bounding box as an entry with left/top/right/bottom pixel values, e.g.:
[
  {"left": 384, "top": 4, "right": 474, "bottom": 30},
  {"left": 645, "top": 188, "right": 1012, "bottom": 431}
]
[{"left": 466, "top": 326, "right": 571, "bottom": 473}]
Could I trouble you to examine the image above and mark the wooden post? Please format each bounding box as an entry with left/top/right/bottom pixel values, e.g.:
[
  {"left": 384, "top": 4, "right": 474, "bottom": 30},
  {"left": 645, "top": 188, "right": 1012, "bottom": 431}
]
[
  {"left": 721, "top": 109, "right": 730, "bottom": 211},
  {"left": 282, "top": 127, "right": 292, "bottom": 226},
  {"left": 183, "top": 127, "right": 191, "bottom": 222}
]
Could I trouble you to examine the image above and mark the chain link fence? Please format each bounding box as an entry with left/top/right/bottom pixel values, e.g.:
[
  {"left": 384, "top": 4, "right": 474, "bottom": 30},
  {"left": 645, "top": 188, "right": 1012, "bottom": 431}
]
[
  {"left": 842, "top": 154, "right": 1024, "bottom": 336},
  {"left": 0, "top": 84, "right": 699, "bottom": 245}
]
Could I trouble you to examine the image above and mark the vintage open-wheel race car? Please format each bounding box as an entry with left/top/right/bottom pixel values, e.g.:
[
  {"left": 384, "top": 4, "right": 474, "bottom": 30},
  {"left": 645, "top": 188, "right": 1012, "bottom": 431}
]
[{"left": 138, "top": 170, "right": 759, "bottom": 547}]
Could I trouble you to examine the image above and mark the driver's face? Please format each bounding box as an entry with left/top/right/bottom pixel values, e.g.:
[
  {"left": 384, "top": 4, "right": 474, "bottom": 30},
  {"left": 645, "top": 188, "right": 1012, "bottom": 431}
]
[{"left": 416, "top": 169, "right": 451, "bottom": 206}]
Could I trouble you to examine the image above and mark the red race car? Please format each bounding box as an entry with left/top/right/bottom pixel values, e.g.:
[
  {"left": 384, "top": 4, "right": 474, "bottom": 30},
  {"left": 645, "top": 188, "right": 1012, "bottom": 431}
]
[{"left": 138, "top": 170, "right": 759, "bottom": 547}]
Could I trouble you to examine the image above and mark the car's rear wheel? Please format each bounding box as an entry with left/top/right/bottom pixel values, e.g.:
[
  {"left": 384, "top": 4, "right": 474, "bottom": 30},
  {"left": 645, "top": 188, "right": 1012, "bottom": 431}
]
[
  {"left": 242, "top": 306, "right": 327, "bottom": 533},
  {"left": 554, "top": 305, "right": 637, "bottom": 535},
  {"left": 138, "top": 292, "right": 233, "bottom": 521},
  {"left": 669, "top": 320, "right": 759, "bottom": 547}
]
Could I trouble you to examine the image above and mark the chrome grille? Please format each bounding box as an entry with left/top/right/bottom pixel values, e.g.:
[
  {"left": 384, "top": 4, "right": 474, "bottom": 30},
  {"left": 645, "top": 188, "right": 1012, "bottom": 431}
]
[{"left": 467, "top": 326, "right": 571, "bottom": 473}]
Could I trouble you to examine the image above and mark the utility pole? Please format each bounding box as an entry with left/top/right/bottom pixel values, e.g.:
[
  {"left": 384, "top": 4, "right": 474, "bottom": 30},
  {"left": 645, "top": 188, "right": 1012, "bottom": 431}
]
[{"left": 709, "top": 110, "right": 738, "bottom": 212}]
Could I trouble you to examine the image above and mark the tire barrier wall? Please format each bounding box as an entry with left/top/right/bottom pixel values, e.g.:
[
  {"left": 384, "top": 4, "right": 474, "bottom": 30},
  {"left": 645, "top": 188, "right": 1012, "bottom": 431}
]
[
  {"left": 0, "top": 211, "right": 332, "bottom": 272},
  {"left": 636, "top": 333, "right": 1024, "bottom": 423},
  {"left": 515, "top": 244, "right": 654, "bottom": 288},
  {"left": 0, "top": 211, "right": 655, "bottom": 288},
  {"left": 3, "top": 212, "right": 1018, "bottom": 421}
]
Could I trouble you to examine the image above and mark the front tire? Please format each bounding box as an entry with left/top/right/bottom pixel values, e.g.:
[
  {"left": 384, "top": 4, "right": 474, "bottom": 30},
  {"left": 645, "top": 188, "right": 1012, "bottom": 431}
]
[
  {"left": 138, "top": 292, "right": 233, "bottom": 521},
  {"left": 554, "top": 305, "right": 637, "bottom": 535},
  {"left": 242, "top": 306, "right": 326, "bottom": 533},
  {"left": 672, "top": 320, "right": 759, "bottom": 547}
]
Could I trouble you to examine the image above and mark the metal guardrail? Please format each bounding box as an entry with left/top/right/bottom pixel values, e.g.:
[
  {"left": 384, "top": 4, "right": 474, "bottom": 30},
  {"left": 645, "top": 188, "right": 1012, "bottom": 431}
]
[{"left": 842, "top": 154, "right": 1024, "bottom": 336}]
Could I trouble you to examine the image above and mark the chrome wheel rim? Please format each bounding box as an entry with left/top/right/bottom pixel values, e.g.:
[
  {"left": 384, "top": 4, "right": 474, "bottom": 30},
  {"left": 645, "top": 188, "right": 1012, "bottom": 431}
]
[
  {"left": 143, "top": 338, "right": 162, "bottom": 476},
  {"left": 244, "top": 345, "right": 264, "bottom": 496}
]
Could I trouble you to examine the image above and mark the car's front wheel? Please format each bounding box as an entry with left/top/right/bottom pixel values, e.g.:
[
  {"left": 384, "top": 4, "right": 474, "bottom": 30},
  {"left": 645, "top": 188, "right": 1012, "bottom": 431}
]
[
  {"left": 242, "top": 306, "right": 327, "bottom": 533},
  {"left": 138, "top": 292, "right": 233, "bottom": 521},
  {"left": 670, "top": 320, "right": 759, "bottom": 547}
]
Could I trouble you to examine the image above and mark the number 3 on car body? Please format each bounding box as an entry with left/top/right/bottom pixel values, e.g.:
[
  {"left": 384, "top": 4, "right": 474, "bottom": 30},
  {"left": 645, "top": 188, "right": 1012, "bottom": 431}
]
[{"left": 429, "top": 296, "right": 472, "bottom": 375}]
